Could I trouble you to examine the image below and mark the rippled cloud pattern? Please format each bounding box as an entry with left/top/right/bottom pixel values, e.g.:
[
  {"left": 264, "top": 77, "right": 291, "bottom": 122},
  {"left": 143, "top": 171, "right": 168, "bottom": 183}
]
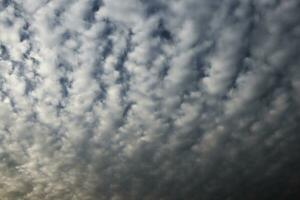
[{"left": 0, "top": 0, "right": 300, "bottom": 199}]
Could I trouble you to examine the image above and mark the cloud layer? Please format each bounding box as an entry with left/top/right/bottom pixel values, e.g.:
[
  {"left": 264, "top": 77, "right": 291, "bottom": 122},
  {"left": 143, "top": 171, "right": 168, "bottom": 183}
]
[{"left": 0, "top": 0, "right": 300, "bottom": 199}]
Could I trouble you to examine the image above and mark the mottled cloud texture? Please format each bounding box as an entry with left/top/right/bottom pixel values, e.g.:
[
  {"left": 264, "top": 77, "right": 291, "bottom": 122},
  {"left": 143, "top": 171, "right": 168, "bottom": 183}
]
[{"left": 0, "top": 0, "right": 300, "bottom": 199}]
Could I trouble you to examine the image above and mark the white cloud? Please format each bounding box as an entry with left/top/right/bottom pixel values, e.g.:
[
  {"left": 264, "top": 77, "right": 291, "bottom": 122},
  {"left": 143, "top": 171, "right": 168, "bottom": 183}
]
[{"left": 0, "top": 0, "right": 299, "bottom": 199}]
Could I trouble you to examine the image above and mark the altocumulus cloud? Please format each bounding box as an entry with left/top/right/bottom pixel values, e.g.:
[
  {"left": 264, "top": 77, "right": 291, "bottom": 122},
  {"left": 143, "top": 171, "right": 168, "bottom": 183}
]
[{"left": 0, "top": 0, "right": 299, "bottom": 199}]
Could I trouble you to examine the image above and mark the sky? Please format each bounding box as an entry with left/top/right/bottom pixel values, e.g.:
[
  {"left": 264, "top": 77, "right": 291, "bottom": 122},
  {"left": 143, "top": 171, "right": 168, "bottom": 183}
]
[{"left": 0, "top": 0, "right": 300, "bottom": 199}]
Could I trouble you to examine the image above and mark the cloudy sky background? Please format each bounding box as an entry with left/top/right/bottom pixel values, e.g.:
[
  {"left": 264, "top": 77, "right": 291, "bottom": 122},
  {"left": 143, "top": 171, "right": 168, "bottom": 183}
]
[{"left": 0, "top": 0, "right": 300, "bottom": 199}]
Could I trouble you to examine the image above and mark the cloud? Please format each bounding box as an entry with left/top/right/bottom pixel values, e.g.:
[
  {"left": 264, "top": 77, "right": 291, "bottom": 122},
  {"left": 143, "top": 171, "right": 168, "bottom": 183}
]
[{"left": 0, "top": 0, "right": 299, "bottom": 199}]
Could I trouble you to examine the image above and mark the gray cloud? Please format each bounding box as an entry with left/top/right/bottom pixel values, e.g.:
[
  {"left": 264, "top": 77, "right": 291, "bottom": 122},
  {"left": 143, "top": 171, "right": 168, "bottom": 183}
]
[{"left": 0, "top": 0, "right": 299, "bottom": 199}]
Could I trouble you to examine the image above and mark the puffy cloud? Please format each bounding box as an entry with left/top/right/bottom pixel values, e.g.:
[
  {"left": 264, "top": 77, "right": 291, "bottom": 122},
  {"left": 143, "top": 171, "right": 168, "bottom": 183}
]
[{"left": 0, "top": 0, "right": 299, "bottom": 199}]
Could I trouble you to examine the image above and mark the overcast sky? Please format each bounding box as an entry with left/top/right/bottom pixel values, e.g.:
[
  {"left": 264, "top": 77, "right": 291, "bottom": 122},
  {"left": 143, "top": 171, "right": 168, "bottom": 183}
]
[{"left": 0, "top": 0, "right": 300, "bottom": 199}]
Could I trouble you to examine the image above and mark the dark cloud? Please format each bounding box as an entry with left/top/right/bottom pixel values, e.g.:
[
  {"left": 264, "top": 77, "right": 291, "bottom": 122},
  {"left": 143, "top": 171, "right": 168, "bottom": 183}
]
[{"left": 0, "top": 0, "right": 299, "bottom": 199}]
